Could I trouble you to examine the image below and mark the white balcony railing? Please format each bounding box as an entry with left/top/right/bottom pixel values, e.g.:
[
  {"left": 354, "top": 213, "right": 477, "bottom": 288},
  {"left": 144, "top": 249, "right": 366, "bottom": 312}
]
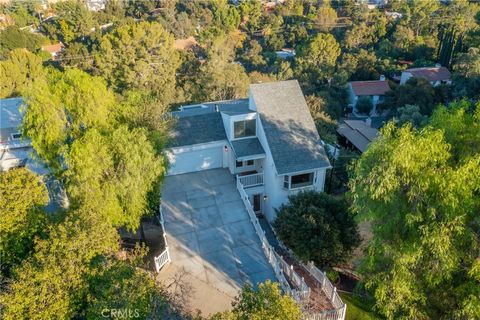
[{"left": 237, "top": 172, "right": 264, "bottom": 187}]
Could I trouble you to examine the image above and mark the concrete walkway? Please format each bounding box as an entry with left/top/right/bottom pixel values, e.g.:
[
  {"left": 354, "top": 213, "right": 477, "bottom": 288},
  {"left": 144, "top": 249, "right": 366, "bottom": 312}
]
[{"left": 158, "top": 169, "right": 276, "bottom": 316}]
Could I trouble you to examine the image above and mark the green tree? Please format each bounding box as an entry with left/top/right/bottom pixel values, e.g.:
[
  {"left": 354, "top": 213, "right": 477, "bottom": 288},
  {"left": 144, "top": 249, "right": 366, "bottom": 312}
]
[
  {"left": 315, "top": 0, "right": 337, "bottom": 32},
  {"left": 22, "top": 69, "right": 114, "bottom": 170},
  {"left": 273, "top": 191, "right": 360, "bottom": 268},
  {"left": 0, "top": 25, "right": 45, "bottom": 58},
  {"left": 94, "top": 21, "right": 180, "bottom": 101},
  {"left": 0, "top": 168, "right": 48, "bottom": 272},
  {"left": 64, "top": 126, "right": 163, "bottom": 230},
  {"left": 380, "top": 78, "right": 438, "bottom": 115},
  {"left": 212, "top": 280, "right": 302, "bottom": 320},
  {"left": 395, "top": 104, "right": 428, "bottom": 128},
  {"left": 350, "top": 102, "right": 480, "bottom": 319},
  {"left": 356, "top": 96, "right": 373, "bottom": 115},
  {"left": 0, "top": 48, "right": 45, "bottom": 98},
  {"left": 306, "top": 94, "right": 338, "bottom": 144},
  {"left": 453, "top": 47, "right": 480, "bottom": 78},
  {"left": 0, "top": 206, "right": 119, "bottom": 320},
  {"left": 85, "top": 250, "right": 171, "bottom": 319},
  {"left": 51, "top": 0, "right": 94, "bottom": 42},
  {"left": 295, "top": 33, "right": 341, "bottom": 86}
]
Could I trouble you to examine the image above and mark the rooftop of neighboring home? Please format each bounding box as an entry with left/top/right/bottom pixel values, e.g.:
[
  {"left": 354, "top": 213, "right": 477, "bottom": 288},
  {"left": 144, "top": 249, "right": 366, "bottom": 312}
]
[
  {"left": 337, "top": 119, "right": 379, "bottom": 153},
  {"left": 41, "top": 42, "right": 64, "bottom": 54},
  {"left": 168, "top": 80, "right": 330, "bottom": 174},
  {"left": 349, "top": 79, "right": 391, "bottom": 96},
  {"left": 0, "top": 97, "right": 24, "bottom": 144},
  {"left": 403, "top": 66, "right": 451, "bottom": 82}
]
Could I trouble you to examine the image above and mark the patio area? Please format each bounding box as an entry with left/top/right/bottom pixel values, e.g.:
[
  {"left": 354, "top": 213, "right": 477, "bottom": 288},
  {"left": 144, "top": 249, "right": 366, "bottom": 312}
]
[{"left": 158, "top": 169, "right": 276, "bottom": 316}]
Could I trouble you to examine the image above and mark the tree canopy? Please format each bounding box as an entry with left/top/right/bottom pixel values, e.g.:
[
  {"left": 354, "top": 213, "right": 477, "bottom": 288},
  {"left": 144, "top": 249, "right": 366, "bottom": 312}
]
[
  {"left": 350, "top": 101, "right": 480, "bottom": 319},
  {"left": 274, "top": 191, "right": 360, "bottom": 268},
  {"left": 0, "top": 168, "right": 48, "bottom": 272}
]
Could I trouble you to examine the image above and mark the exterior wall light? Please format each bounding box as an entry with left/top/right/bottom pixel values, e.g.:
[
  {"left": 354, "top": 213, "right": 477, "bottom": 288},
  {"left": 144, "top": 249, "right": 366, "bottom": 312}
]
[
  {"left": 263, "top": 195, "right": 268, "bottom": 201},
  {"left": 224, "top": 145, "right": 228, "bottom": 152}
]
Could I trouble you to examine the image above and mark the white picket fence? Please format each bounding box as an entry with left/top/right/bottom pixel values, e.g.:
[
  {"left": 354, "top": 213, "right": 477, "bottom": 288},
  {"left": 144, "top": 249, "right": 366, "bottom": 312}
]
[
  {"left": 154, "top": 206, "right": 171, "bottom": 272},
  {"left": 236, "top": 179, "right": 346, "bottom": 320}
]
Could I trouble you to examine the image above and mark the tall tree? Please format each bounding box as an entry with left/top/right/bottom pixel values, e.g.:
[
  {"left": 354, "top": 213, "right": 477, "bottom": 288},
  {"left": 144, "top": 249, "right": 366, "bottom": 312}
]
[
  {"left": 295, "top": 33, "right": 341, "bottom": 86},
  {"left": 274, "top": 191, "right": 359, "bottom": 268},
  {"left": 22, "top": 68, "right": 114, "bottom": 170},
  {"left": 0, "top": 168, "right": 48, "bottom": 272},
  {"left": 94, "top": 21, "right": 180, "bottom": 102},
  {"left": 350, "top": 102, "right": 480, "bottom": 319},
  {"left": 0, "top": 48, "right": 45, "bottom": 98}
]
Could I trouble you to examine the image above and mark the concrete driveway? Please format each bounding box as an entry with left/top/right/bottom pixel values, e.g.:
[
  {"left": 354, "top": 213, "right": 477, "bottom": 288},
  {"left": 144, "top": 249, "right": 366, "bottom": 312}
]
[{"left": 158, "top": 169, "right": 276, "bottom": 315}]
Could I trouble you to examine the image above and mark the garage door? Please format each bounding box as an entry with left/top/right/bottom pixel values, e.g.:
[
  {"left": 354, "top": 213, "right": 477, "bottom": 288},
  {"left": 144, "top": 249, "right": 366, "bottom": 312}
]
[{"left": 167, "top": 145, "right": 224, "bottom": 175}]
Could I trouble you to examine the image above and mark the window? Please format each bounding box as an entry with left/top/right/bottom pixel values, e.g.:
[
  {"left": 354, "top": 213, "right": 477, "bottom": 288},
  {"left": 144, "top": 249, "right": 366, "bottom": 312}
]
[
  {"left": 291, "top": 173, "right": 314, "bottom": 189},
  {"left": 11, "top": 133, "right": 21, "bottom": 140},
  {"left": 234, "top": 119, "right": 256, "bottom": 139},
  {"left": 236, "top": 161, "right": 243, "bottom": 168},
  {"left": 246, "top": 159, "right": 254, "bottom": 166},
  {"left": 283, "top": 173, "right": 315, "bottom": 189}
]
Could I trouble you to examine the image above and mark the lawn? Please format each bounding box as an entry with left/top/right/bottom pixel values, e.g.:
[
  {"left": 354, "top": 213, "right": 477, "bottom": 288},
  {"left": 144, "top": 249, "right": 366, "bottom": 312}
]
[{"left": 340, "top": 292, "right": 379, "bottom": 320}]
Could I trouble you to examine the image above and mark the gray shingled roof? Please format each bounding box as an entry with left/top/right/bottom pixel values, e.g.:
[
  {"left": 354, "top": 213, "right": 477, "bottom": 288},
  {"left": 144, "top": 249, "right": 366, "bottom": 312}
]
[
  {"left": 168, "top": 112, "right": 226, "bottom": 147},
  {"left": 250, "top": 80, "right": 330, "bottom": 174},
  {"left": 231, "top": 138, "right": 265, "bottom": 159}
]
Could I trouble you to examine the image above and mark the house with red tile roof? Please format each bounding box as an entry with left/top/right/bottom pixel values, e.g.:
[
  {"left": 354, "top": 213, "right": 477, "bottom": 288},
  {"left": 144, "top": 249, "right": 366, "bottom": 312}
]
[
  {"left": 400, "top": 65, "right": 451, "bottom": 86},
  {"left": 348, "top": 76, "right": 391, "bottom": 114},
  {"left": 41, "top": 42, "right": 64, "bottom": 60}
]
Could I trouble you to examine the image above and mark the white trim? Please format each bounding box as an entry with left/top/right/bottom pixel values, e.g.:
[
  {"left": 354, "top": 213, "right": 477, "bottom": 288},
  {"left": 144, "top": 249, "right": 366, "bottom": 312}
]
[{"left": 167, "top": 140, "right": 226, "bottom": 154}]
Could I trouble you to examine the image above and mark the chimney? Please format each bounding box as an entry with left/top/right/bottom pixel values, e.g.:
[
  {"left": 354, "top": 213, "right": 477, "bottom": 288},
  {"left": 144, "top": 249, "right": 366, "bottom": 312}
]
[
  {"left": 365, "top": 117, "right": 372, "bottom": 127},
  {"left": 379, "top": 75, "right": 385, "bottom": 81},
  {"left": 215, "top": 104, "right": 219, "bottom": 112}
]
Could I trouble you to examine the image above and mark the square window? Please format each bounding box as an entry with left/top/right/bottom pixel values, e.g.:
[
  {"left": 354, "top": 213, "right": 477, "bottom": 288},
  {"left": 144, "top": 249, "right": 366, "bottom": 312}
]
[
  {"left": 233, "top": 119, "right": 256, "bottom": 138},
  {"left": 246, "top": 159, "right": 254, "bottom": 166},
  {"left": 236, "top": 161, "right": 243, "bottom": 168}
]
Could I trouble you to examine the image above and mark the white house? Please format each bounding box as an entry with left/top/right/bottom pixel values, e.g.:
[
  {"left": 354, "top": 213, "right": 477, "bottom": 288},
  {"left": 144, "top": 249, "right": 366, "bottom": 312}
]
[
  {"left": 400, "top": 65, "right": 451, "bottom": 86},
  {"left": 348, "top": 76, "right": 390, "bottom": 115},
  {"left": 165, "top": 80, "right": 331, "bottom": 222},
  {"left": 0, "top": 98, "right": 31, "bottom": 171}
]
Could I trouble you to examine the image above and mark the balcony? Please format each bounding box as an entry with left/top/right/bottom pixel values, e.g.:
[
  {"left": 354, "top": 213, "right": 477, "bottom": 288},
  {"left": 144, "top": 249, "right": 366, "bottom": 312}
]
[{"left": 237, "top": 172, "right": 264, "bottom": 188}]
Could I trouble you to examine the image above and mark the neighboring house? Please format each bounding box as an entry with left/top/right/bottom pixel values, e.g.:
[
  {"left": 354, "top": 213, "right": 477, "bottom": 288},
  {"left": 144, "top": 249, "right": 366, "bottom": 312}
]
[
  {"left": 337, "top": 119, "right": 379, "bottom": 153},
  {"left": 166, "top": 80, "right": 331, "bottom": 222},
  {"left": 0, "top": 98, "right": 31, "bottom": 171},
  {"left": 348, "top": 76, "right": 390, "bottom": 115},
  {"left": 0, "top": 97, "right": 69, "bottom": 211},
  {"left": 41, "top": 42, "right": 64, "bottom": 60},
  {"left": 275, "top": 48, "right": 295, "bottom": 59},
  {"left": 400, "top": 65, "right": 451, "bottom": 86}
]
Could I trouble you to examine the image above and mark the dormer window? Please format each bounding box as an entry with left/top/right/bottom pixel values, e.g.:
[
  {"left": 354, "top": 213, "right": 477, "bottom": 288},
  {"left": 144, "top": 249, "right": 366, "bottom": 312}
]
[{"left": 234, "top": 119, "right": 256, "bottom": 139}]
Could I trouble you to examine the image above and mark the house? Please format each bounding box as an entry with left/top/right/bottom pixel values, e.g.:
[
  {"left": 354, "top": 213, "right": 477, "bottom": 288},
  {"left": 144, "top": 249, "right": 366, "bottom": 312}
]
[
  {"left": 0, "top": 98, "right": 31, "bottom": 171},
  {"left": 165, "top": 80, "right": 331, "bottom": 222},
  {"left": 41, "top": 42, "right": 64, "bottom": 60},
  {"left": 400, "top": 65, "right": 451, "bottom": 86},
  {"left": 0, "top": 97, "right": 69, "bottom": 211},
  {"left": 348, "top": 76, "right": 390, "bottom": 115},
  {"left": 275, "top": 48, "right": 296, "bottom": 59},
  {"left": 336, "top": 118, "right": 379, "bottom": 153}
]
